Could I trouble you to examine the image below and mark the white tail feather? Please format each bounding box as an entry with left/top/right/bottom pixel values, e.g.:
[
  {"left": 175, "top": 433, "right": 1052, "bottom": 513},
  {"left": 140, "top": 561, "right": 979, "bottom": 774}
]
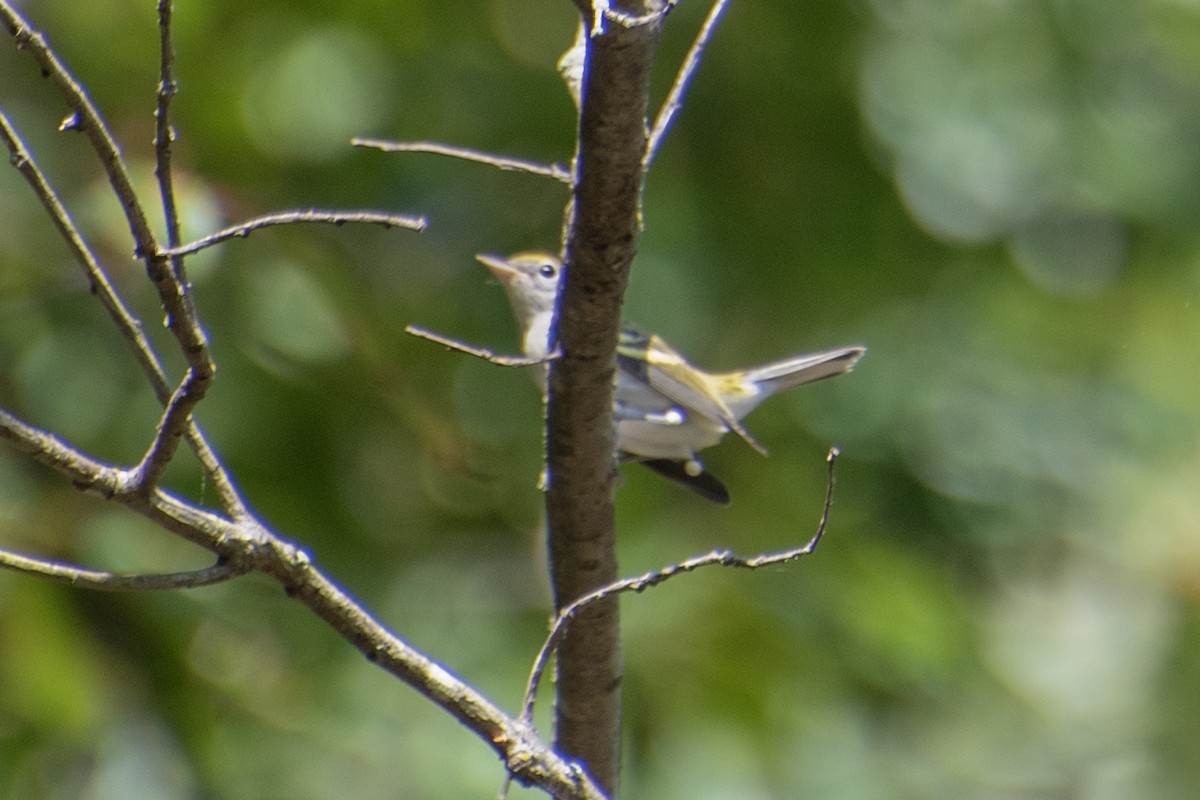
[{"left": 723, "top": 346, "right": 865, "bottom": 419}]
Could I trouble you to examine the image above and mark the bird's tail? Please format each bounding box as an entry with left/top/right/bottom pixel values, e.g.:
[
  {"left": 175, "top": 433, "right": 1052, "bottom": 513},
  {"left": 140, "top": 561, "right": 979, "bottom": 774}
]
[
  {"left": 719, "top": 346, "right": 865, "bottom": 419},
  {"left": 741, "top": 346, "right": 865, "bottom": 388}
]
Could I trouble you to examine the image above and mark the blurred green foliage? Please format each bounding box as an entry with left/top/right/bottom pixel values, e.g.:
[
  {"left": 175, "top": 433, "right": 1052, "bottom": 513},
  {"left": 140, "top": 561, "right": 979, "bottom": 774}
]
[{"left": 2, "top": 0, "right": 1200, "bottom": 797}]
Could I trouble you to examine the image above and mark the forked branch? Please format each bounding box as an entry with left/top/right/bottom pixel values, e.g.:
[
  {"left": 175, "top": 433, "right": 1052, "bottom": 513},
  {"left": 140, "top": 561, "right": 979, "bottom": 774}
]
[
  {"left": 0, "top": 372, "right": 605, "bottom": 800},
  {"left": 0, "top": 104, "right": 246, "bottom": 513}
]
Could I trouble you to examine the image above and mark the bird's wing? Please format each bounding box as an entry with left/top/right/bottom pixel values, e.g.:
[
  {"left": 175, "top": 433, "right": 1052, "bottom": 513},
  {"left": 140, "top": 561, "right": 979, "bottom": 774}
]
[{"left": 617, "top": 328, "right": 767, "bottom": 455}]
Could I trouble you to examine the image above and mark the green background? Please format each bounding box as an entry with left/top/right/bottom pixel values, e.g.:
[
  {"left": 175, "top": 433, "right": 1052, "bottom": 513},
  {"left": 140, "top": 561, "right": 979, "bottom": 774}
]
[{"left": 3, "top": 0, "right": 1200, "bottom": 797}]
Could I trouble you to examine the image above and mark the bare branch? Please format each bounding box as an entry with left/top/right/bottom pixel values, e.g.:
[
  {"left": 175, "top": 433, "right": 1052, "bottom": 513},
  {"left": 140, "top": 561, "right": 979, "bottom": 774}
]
[
  {"left": 353, "top": 138, "right": 573, "bottom": 184},
  {"left": 521, "top": 448, "right": 840, "bottom": 726},
  {"left": 0, "top": 107, "right": 245, "bottom": 514},
  {"left": 148, "top": 4, "right": 201, "bottom": 499},
  {"left": 0, "top": 549, "right": 249, "bottom": 590},
  {"left": 1, "top": 3, "right": 160, "bottom": 261},
  {"left": 645, "top": 0, "right": 732, "bottom": 167},
  {"left": 282, "top": 550, "right": 609, "bottom": 800},
  {"left": 138, "top": 0, "right": 227, "bottom": 502},
  {"left": 0, "top": 4, "right": 209, "bottom": 356},
  {"left": 0, "top": 402, "right": 609, "bottom": 798},
  {"left": 160, "top": 209, "right": 428, "bottom": 258},
  {"left": 1, "top": 1, "right": 220, "bottom": 497},
  {"left": 406, "top": 325, "right": 561, "bottom": 368}
]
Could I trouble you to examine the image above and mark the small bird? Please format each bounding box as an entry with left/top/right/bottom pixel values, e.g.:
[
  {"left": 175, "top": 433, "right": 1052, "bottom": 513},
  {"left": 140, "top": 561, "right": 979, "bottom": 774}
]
[{"left": 476, "top": 251, "right": 865, "bottom": 503}]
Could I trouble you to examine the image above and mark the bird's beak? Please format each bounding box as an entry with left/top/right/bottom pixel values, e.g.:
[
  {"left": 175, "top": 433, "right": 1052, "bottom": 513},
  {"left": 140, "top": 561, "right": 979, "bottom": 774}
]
[{"left": 475, "top": 253, "right": 517, "bottom": 283}]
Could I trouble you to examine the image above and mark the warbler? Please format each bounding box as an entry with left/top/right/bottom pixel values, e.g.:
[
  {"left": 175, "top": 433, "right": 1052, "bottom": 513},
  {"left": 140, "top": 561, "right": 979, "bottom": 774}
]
[{"left": 476, "top": 251, "right": 865, "bottom": 503}]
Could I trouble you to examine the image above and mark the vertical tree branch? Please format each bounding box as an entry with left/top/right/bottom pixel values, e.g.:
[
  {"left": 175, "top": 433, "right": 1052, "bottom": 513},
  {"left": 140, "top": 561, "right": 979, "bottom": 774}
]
[{"left": 548, "top": 2, "right": 665, "bottom": 793}]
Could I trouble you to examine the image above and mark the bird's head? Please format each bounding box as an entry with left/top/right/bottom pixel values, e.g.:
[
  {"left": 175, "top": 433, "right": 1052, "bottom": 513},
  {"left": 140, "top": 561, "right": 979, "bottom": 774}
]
[{"left": 476, "top": 251, "right": 563, "bottom": 359}]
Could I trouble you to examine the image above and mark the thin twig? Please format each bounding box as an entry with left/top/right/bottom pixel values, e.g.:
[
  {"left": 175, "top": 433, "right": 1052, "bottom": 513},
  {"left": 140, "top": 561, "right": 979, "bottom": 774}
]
[
  {"left": 147, "top": 3, "right": 202, "bottom": 497},
  {"left": 138, "top": 0, "right": 216, "bottom": 503},
  {"left": 645, "top": 0, "right": 732, "bottom": 167},
  {"left": 152, "top": 0, "right": 193, "bottom": 328},
  {"left": 160, "top": 209, "right": 428, "bottom": 258},
  {"left": 154, "top": 0, "right": 182, "bottom": 254},
  {"left": 519, "top": 447, "right": 840, "bottom": 725},
  {"left": 0, "top": 549, "right": 249, "bottom": 590},
  {"left": 353, "top": 138, "right": 573, "bottom": 184},
  {"left": 406, "top": 325, "right": 562, "bottom": 367}
]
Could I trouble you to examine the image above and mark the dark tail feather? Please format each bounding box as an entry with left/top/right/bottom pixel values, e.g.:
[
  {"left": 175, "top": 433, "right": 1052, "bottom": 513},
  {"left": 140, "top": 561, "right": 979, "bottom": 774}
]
[{"left": 639, "top": 459, "right": 731, "bottom": 505}]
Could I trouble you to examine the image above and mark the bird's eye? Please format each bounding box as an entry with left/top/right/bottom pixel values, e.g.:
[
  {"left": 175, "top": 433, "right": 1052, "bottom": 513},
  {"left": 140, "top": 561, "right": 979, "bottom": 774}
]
[{"left": 538, "top": 263, "right": 557, "bottom": 279}]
